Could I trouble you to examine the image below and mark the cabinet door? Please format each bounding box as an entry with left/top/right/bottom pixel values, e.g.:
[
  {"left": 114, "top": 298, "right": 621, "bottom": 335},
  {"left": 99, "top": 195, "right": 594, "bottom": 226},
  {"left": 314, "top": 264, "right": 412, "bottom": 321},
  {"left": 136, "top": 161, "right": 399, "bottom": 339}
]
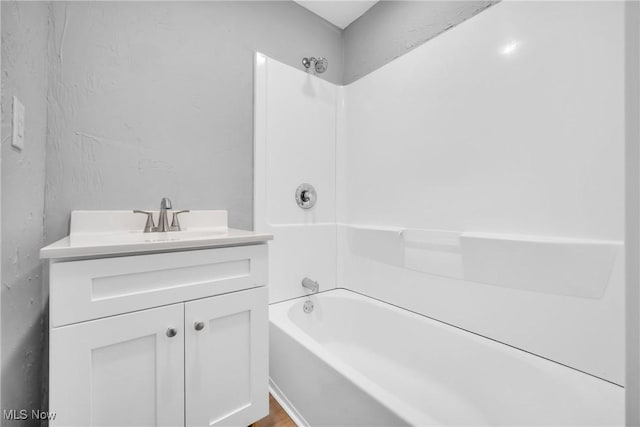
[
  {"left": 185, "top": 287, "right": 268, "bottom": 427},
  {"left": 50, "top": 304, "right": 185, "bottom": 427}
]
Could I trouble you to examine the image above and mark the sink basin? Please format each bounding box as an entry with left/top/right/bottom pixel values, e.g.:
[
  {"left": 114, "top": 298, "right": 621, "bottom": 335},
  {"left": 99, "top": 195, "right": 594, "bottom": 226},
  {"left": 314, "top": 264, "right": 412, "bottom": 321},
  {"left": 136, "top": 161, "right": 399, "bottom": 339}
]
[{"left": 40, "top": 210, "right": 273, "bottom": 260}]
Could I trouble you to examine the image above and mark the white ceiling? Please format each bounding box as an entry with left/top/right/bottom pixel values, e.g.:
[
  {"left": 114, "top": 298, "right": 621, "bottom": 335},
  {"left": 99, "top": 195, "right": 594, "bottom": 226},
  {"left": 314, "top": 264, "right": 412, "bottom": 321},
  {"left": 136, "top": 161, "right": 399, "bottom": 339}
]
[{"left": 294, "top": 1, "right": 378, "bottom": 29}]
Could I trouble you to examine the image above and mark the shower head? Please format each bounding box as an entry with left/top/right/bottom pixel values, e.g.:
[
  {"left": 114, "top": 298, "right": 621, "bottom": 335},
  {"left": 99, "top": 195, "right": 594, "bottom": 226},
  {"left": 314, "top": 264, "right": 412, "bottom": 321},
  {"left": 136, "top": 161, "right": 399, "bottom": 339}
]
[
  {"left": 302, "top": 57, "right": 328, "bottom": 74},
  {"left": 315, "top": 57, "right": 328, "bottom": 74}
]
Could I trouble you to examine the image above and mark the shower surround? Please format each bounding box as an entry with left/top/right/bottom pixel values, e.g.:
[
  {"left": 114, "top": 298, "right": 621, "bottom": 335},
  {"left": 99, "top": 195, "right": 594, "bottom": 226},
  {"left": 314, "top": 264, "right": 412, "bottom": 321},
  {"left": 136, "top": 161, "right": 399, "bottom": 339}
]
[{"left": 255, "top": 1, "right": 624, "bottom": 424}]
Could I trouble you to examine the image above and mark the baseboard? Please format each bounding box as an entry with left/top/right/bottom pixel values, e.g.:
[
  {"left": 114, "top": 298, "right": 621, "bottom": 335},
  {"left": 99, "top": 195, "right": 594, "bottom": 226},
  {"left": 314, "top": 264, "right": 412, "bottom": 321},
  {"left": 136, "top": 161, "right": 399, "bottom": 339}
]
[{"left": 269, "top": 378, "right": 309, "bottom": 427}]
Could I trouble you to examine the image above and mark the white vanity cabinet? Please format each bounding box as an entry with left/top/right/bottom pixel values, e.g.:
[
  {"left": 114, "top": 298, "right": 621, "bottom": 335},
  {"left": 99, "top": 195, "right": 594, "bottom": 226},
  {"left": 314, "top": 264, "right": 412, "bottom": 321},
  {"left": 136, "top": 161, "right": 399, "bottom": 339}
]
[
  {"left": 50, "top": 286, "right": 267, "bottom": 427},
  {"left": 42, "top": 210, "right": 272, "bottom": 427}
]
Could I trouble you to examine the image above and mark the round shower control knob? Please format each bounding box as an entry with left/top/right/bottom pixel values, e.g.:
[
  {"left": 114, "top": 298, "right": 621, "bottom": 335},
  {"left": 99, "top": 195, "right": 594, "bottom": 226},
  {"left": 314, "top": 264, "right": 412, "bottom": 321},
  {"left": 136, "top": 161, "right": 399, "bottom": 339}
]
[
  {"left": 194, "top": 321, "right": 205, "bottom": 331},
  {"left": 166, "top": 328, "right": 178, "bottom": 338},
  {"left": 295, "top": 183, "right": 317, "bottom": 209}
]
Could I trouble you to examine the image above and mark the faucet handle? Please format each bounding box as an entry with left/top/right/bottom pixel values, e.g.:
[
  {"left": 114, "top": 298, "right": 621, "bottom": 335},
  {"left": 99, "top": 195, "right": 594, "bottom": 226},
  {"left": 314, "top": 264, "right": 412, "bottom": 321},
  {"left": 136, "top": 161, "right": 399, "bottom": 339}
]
[
  {"left": 133, "top": 210, "right": 157, "bottom": 233},
  {"left": 170, "top": 210, "right": 190, "bottom": 232}
]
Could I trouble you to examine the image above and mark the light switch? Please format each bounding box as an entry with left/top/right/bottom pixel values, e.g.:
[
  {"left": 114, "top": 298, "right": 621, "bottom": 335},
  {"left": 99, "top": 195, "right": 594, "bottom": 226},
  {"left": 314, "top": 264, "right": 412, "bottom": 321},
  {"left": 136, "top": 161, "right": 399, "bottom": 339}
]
[{"left": 12, "top": 96, "right": 25, "bottom": 151}]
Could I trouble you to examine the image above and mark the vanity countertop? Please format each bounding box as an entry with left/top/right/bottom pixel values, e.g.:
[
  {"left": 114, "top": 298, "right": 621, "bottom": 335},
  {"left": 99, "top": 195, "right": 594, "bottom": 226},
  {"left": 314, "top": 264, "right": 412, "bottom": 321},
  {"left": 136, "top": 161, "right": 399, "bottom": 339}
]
[{"left": 40, "top": 210, "right": 273, "bottom": 260}]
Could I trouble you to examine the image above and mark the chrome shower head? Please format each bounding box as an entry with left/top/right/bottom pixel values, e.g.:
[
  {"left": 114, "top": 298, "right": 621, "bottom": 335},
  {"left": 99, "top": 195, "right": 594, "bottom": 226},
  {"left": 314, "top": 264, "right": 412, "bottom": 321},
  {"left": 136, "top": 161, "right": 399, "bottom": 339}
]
[
  {"left": 314, "top": 57, "right": 328, "bottom": 74},
  {"left": 302, "top": 57, "right": 328, "bottom": 74}
]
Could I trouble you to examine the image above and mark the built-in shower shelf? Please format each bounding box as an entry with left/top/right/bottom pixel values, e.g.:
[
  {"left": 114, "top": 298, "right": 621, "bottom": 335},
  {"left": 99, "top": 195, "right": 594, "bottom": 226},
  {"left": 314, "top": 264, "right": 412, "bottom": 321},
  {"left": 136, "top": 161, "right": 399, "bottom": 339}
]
[{"left": 341, "top": 225, "right": 622, "bottom": 298}]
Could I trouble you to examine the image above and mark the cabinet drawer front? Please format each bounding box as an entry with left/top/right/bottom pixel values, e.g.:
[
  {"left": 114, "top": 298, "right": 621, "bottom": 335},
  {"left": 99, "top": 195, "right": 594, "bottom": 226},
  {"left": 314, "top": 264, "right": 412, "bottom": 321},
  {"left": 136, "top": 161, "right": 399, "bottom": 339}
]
[{"left": 50, "top": 245, "right": 268, "bottom": 327}]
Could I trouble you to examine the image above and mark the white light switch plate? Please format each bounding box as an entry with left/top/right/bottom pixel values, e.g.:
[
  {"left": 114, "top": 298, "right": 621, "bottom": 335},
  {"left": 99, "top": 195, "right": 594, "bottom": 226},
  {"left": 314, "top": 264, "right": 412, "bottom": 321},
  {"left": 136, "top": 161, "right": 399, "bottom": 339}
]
[{"left": 12, "top": 96, "right": 25, "bottom": 150}]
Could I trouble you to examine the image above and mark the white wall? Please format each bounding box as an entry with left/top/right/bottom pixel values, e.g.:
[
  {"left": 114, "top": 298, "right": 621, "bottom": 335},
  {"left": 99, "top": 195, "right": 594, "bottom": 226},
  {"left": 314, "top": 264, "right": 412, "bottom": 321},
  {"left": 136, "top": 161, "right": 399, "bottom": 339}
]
[
  {"left": 341, "top": 2, "right": 622, "bottom": 238},
  {"left": 339, "top": 1, "right": 624, "bottom": 385},
  {"left": 254, "top": 54, "right": 339, "bottom": 303}
]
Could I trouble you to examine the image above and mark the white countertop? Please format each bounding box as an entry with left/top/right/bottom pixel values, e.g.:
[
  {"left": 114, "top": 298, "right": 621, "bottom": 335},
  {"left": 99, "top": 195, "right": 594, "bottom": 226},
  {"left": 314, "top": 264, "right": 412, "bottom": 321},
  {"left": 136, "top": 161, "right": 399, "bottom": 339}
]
[{"left": 40, "top": 210, "right": 273, "bottom": 260}]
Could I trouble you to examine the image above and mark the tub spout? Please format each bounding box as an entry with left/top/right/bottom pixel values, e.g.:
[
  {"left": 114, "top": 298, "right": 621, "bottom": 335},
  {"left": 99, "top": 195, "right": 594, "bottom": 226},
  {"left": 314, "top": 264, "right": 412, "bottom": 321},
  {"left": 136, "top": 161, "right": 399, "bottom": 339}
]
[{"left": 302, "top": 277, "right": 319, "bottom": 293}]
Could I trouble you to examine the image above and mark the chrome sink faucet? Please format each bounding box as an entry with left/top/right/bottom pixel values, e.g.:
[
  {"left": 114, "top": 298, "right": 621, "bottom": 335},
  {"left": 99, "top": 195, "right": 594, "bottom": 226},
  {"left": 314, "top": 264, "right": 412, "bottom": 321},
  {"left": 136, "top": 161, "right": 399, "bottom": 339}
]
[
  {"left": 157, "top": 197, "right": 172, "bottom": 232},
  {"left": 133, "top": 198, "right": 189, "bottom": 233}
]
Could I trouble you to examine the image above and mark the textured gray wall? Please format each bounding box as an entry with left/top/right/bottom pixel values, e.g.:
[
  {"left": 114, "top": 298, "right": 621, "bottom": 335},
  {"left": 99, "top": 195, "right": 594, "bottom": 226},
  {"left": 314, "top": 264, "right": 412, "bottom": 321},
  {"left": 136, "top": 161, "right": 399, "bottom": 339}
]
[
  {"left": 45, "top": 1, "right": 344, "bottom": 244},
  {"left": 343, "top": 1, "right": 497, "bottom": 84},
  {"left": 1, "top": 0, "right": 49, "bottom": 419}
]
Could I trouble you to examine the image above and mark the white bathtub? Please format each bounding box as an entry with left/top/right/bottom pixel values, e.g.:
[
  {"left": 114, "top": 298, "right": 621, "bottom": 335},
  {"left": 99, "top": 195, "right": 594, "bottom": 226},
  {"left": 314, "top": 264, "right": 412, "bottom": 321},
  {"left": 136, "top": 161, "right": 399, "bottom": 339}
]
[{"left": 269, "top": 289, "right": 623, "bottom": 426}]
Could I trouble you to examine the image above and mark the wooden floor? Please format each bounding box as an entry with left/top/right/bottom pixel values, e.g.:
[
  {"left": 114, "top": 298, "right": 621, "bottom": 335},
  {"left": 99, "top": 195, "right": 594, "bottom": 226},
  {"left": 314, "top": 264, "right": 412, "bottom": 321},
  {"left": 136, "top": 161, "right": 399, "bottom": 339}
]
[{"left": 254, "top": 394, "right": 297, "bottom": 427}]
